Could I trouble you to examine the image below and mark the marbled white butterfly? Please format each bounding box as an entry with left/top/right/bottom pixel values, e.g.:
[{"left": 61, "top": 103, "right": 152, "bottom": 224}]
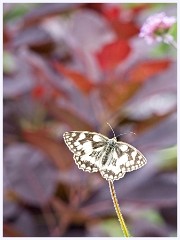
[{"left": 63, "top": 128, "right": 147, "bottom": 181}]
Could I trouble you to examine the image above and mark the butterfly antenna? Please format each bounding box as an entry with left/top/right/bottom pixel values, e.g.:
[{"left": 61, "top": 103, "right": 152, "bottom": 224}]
[
  {"left": 116, "top": 132, "right": 136, "bottom": 138},
  {"left": 106, "top": 122, "right": 116, "bottom": 138}
]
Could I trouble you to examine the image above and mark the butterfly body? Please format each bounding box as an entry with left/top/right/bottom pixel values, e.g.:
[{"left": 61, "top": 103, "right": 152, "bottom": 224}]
[
  {"left": 63, "top": 131, "right": 147, "bottom": 181},
  {"left": 101, "top": 138, "right": 116, "bottom": 166}
]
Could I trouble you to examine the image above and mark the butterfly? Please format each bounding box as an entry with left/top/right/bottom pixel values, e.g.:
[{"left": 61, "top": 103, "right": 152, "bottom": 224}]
[{"left": 63, "top": 130, "right": 147, "bottom": 181}]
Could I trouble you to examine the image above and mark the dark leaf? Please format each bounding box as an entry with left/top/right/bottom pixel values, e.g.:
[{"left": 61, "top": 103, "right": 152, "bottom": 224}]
[
  {"left": 22, "top": 129, "right": 72, "bottom": 170},
  {"left": 160, "top": 206, "right": 177, "bottom": 228},
  {"left": 13, "top": 27, "right": 54, "bottom": 51},
  {"left": 122, "top": 172, "right": 177, "bottom": 207},
  {"left": 20, "top": 3, "right": 84, "bottom": 28},
  {"left": 4, "top": 143, "right": 58, "bottom": 205},
  {"left": 46, "top": 103, "right": 93, "bottom": 131},
  {"left": 3, "top": 224, "right": 24, "bottom": 237},
  {"left": 3, "top": 198, "right": 21, "bottom": 221},
  {"left": 3, "top": 59, "right": 35, "bottom": 98},
  {"left": 130, "top": 219, "right": 169, "bottom": 237},
  {"left": 134, "top": 113, "right": 177, "bottom": 152}
]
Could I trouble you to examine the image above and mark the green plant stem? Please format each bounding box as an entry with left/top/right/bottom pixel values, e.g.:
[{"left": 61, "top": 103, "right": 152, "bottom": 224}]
[
  {"left": 162, "top": 34, "right": 177, "bottom": 49},
  {"left": 108, "top": 180, "right": 131, "bottom": 237},
  {"left": 169, "top": 39, "right": 177, "bottom": 49}
]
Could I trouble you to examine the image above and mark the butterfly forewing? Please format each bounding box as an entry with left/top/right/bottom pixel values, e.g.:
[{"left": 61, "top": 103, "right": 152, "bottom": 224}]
[
  {"left": 63, "top": 131, "right": 108, "bottom": 172},
  {"left": 63, "top": 131, "right": 147, "bottom": 181}
]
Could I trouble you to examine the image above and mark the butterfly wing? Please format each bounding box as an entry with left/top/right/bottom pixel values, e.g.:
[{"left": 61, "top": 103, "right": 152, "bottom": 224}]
[
  {"left": 99, "top": 148, "right": 125, "bottom": 181},
  {"left": 99, "top": 141, "right": 147, "bottom": 181},
  {"left": 64, "top": 131, "right": 147, "bottom": 181},
  {"left": 116, "top": 141, "right": 147, "bottom": 172},
  {"left": 63, "top": 131, "right": 108, "bottom": 173}
]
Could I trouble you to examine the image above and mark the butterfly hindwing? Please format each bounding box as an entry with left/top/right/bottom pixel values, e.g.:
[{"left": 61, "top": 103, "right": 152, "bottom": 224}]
[{"left": 73, "top": 154, "right": 99, "bottom": 173}]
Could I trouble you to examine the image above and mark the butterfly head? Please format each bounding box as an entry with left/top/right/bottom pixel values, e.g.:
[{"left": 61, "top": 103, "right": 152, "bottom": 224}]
[{"left": 109, "top": 137, "right": 117, "bottom": 146}]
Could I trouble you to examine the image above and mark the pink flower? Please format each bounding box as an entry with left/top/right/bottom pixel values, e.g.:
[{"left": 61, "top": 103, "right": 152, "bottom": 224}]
[{"left": 139, "top": 12, "right": 176, "bottom": 44}]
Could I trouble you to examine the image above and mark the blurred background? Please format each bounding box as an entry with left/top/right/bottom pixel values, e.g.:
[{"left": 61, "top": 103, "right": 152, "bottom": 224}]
[{"left": 3, "top": 3, "right": 177, "bottom": 237}]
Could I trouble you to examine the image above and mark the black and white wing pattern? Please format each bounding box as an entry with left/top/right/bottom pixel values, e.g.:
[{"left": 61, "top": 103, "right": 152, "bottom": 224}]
[
  {"left": 63, "top": 131, "right": 147, "bottom": 181},
  {"left": 63, "top": 131, "right": 108, "bottom": 173},
  {"left": 99, "top": 141, "right": 147, "bottom": 181}
]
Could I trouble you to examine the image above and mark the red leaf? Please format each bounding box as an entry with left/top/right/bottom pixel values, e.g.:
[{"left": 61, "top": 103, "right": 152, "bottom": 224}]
[
  {"left": 53, "top": 61, "right": 95, "bottom": 94},
  {"left": 99, "top": 59, "right": 171, "bottom": 111},
  {"left": 99, "top": 80, "right": 140, "bottom": 111},
  {"left": 31, "top": 84, "right": 65, "bottom": 101},
  {"left": 128, "top": 60, "right": 171, "bottom": 83},
  {"left": 96, "top": 40, "right": 131, "bottom": 70},
  {"left": 111, "top": 20, "right": 139, "bottom": 39},
  {"left": 103, "top": 6, "right": 121, "bottom": 21},
  {"left": 31, "top": 85, "right": 45, "bottom": 99},
  {"left": 131, "top": 3, "right": 151, "bottom": 15}
]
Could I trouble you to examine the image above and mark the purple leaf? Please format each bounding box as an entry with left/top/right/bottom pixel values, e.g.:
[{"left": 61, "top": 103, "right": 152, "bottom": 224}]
[
  {"left": 4, "top": 143, "right": 58, "bottom": 205},
  {"left": 133, "top": 113, "right": 177, "bottom": 152}
]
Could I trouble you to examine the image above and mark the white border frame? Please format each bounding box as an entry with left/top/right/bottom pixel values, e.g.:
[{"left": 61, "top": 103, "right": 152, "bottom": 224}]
[{"left": 1, "top": 1, "right": 178, "bottom": 239}]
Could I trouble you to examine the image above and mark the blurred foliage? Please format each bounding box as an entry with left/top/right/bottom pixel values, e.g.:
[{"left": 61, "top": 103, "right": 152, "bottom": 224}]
[
  {"left": 3, "top": 3, "right": 37, "bottom": 22},
  {"left": 158, "top": 146, "right": 177, "bottom": 171},
  {"left": 3, "top": 51, "right": 17, "bottom": 74},
  {"left": 100, "top": 219, "right": 124, "bottom": 237},
  {"left": 139, "top": 209, "right": 165, "bottom": 226},
  {"left": 169, "top": 22, "right": 177, "bottom": 40},
  {"left": 151, "top": 43, "right": 173, "bottom": 58},
  {"left": 3, "top": 2, "right": 177, "bottom": 237}
]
